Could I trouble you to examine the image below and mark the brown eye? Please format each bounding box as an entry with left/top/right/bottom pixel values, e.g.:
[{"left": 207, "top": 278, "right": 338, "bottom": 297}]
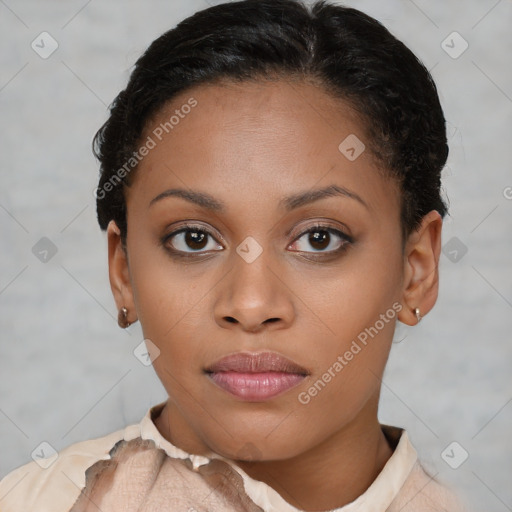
[
  {"left": 308, "top": 230, "right": 330, "bottom": 251},
  {"left": 290, "top": 226, "right": 352, "bottom": 254},
  {"left": 184, "top": 230, "right": 208, "bottom": 250},
  {"left": 164, "top": 226, "right": 223, "bottom": 254}
]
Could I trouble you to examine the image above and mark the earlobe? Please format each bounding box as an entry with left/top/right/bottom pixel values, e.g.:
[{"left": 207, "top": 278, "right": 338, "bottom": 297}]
[
  {"left": 397, "top": 210, "right": 443, "bottom": 326},
  {"left": 107, "top": 220, "right": 137, "bottom": 328}
]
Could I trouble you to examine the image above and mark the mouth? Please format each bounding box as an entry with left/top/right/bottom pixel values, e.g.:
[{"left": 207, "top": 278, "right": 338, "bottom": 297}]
[{"left": 204, "top": 351, "right": 309, "bottom": 401}]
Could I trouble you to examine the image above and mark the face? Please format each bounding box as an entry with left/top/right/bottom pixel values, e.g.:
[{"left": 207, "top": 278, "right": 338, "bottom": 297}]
[{"left": 110, "top": 79, "right": 425, "bottom": 462}]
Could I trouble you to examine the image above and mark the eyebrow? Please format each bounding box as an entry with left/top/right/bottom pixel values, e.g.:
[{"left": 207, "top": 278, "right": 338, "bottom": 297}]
[{"left": 149, "top": 184, "right": 368, "bottom": 212}]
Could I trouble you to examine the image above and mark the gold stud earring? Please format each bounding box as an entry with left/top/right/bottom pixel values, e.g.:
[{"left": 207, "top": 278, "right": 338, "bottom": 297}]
[
  {"left": 118, "top": 306, "right": 132, "bottom": 328},
  {"left": 414, "top": 307, "right": 422, "bottom": 324}
]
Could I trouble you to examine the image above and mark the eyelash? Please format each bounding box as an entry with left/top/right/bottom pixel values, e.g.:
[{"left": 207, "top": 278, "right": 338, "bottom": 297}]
[{"left": 161, "top": 222, "right": 353, "bottom": 261}]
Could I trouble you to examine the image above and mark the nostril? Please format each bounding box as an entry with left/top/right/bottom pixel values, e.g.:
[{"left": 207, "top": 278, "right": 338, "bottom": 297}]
[{"left": 225, "top": 317, "right": 238, "bottom": 324}]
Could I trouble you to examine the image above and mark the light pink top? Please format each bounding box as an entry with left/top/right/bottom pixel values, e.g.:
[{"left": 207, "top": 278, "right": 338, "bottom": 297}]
[{"left": 0, "top": 401, "right": 466, "bottom": 511}]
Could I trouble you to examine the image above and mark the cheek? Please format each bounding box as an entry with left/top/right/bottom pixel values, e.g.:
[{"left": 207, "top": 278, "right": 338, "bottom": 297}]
[
  {"left": 293, "top": 237, "right": 402, "bottom": 406},
  {"left": 294, "top": 303, "right": 397, "bottom": 439},
  {"left": 300, "top": 235, "right": 402, "bottom": 347},
  {"left": 127, "top": 238, "right": 223, "bottom": 383},
  {"left": 127, "top": 238, "right": 189, "bottom": 340},
  {"left": 133, "top": 274, "right": 203, "bottom": 352}
]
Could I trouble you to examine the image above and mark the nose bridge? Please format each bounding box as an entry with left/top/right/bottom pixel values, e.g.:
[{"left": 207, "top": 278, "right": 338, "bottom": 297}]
[{"left": 230, "top": 233, "right": 279, "bottom": 302}]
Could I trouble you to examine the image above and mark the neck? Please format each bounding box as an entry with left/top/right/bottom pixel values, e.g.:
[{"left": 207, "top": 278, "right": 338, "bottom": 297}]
[
  {"left": 236, "top": 397, "right": 393, "bottom": 510},
  {"left": 154, "top": 393, "right": 393, "bottom": 511}
]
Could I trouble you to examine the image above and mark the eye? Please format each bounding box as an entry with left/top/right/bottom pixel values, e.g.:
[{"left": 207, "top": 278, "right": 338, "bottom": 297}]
[
  {"left": 162, "top": 222, "right": 352, "bottom": 259},
  {"left": 163, "top": 224, "right": 223, "bottom": 255},
  {"left": 289, "top": 224, "right": 352, "bottom": 254}
]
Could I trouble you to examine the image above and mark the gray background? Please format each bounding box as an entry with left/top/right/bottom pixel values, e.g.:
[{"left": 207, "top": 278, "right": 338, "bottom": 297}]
[{"left": 0, "top": 0, "right": 511, "bottom": 510}]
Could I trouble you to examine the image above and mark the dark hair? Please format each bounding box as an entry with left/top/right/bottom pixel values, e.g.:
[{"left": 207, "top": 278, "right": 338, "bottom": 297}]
[{"left": 93, "top": 0, "right": 448, "bottom": 245}]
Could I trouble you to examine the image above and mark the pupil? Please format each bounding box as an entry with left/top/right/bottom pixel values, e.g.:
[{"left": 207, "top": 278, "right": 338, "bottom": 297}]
[
  {"left": 186, "top": 230, "right": 207, "bottom": 250},
  {"left": 310, "top": 231, "right": 329, "bottom": 250}
]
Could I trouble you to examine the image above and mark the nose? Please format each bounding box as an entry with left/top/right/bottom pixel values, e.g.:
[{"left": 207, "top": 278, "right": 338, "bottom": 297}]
[{"left": 213, "top": 248, "right": 295, "bottom": 333}]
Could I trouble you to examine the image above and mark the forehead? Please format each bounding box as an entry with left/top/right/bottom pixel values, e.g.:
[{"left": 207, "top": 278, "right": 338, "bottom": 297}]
[{"left": 126, "top": 79, "right": 398, "bottom": 220}]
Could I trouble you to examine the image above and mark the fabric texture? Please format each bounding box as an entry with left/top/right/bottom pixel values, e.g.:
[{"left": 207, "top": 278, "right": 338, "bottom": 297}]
[{"left": 0, "top": 401, "right": 467, "bottom": 512}]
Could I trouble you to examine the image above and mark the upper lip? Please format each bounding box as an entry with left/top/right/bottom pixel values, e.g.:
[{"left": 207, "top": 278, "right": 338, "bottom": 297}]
[{"left": 205, "top": 351, "right": 309, "bottom": 375}]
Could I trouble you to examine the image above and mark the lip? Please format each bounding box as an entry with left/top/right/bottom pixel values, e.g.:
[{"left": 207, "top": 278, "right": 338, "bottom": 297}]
[{"left": 205, "top": 352, "right": 309, "bottom": 401}]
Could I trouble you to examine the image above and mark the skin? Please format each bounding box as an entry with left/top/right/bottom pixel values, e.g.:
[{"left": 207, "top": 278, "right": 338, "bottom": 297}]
[{"left": 107, "top": 79, "right": 442, "bottom": 511}]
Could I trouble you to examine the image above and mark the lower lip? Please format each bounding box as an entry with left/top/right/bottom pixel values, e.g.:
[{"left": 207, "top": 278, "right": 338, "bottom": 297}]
[{"left": 207, "top": 371, "right": 306, "bottom": 401}]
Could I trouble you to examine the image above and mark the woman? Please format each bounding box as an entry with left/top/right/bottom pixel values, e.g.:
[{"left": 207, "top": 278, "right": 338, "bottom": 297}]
[{"left": 0, "top": 0, "right": 467, "bottom": 510}]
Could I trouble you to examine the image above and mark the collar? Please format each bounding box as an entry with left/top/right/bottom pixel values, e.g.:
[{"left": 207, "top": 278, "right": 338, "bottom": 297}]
[{"left": 132, "top": 401, "right": 418, "bottom": 512}]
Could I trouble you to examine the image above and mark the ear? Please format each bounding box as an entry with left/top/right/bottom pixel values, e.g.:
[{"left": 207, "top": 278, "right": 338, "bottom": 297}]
[
  {"left": 397, "top": 210, "right": 443, "bottom": 326},
  {"left": 107, "top": 220, "right": 137, "bottom": 326}
]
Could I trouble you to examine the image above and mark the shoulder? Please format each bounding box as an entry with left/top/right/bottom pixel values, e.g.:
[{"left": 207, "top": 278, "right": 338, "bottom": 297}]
[
  {"left": 0, "top": 424, "right": 138, "bottom": 512},
  {"left": 388, "top": 460, "right": 468, "bottom": 512}
]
